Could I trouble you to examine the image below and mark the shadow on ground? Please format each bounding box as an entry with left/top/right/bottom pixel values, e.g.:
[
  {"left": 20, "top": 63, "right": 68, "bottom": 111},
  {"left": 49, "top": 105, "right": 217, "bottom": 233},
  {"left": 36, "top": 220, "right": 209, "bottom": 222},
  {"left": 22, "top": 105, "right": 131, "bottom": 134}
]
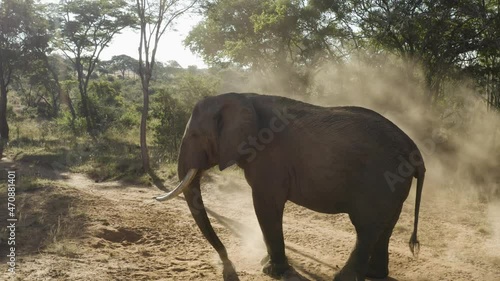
[
  {"left": 9, "top": 136, "right": 147, "bottom": 184},
  {"left": 0, "top": 176, "right": 90, "bottom": 263},
  {"left": 203, "top": 207, "right": 394, "bottom": 281}
]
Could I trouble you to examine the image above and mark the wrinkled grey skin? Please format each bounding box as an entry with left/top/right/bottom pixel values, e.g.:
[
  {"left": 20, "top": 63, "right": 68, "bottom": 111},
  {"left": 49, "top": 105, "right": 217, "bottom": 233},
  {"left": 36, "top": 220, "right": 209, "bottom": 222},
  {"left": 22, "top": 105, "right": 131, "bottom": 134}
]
[{"left": 177, "top": 93, "right": 425, "bottom": 281}]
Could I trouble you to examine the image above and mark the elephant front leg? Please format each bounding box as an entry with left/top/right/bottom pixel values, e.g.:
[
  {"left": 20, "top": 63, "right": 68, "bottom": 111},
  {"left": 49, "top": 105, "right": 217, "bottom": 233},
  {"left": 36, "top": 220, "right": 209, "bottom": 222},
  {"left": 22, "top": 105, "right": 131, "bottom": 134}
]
[{"left": 252, "top": 191, "right": 290, "bottom": 278}]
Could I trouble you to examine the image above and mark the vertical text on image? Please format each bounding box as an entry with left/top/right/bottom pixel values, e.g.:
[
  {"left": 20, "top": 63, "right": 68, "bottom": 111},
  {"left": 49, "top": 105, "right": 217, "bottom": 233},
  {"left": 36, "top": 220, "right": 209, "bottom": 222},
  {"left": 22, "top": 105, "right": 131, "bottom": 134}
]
[{"left": 6, "top": 170, "right": 17, "bottom": 273}]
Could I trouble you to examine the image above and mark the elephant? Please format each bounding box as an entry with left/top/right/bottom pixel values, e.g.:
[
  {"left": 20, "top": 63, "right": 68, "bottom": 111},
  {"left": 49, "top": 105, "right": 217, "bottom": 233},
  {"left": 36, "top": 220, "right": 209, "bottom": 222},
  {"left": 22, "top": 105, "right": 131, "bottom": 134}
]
[{"left": 155, "top": 93, "right": 425, "bottom": 281}]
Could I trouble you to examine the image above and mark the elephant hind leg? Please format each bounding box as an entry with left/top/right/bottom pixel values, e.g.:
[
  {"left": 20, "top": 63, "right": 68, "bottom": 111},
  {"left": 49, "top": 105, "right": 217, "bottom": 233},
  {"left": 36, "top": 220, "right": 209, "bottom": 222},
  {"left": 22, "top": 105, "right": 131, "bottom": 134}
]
[
  {"left": 367, "top": 208, "right": 403, "bottom": 279},
  {"left": 366, "top": 236, "right": 390, "bottom": 279},
  {"left": 334, "top": 225, "right": 382, "bottom": 281},
  {"left": 366, "top": 229, "right": 392, "bottom": 279}
]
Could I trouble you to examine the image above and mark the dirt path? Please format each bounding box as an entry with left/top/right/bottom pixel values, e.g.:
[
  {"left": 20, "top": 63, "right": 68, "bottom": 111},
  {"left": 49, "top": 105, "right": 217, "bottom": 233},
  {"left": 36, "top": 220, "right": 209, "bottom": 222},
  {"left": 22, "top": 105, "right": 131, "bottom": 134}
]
[{"left": 1, "top": 162, "right": 499, "bottom": 280}]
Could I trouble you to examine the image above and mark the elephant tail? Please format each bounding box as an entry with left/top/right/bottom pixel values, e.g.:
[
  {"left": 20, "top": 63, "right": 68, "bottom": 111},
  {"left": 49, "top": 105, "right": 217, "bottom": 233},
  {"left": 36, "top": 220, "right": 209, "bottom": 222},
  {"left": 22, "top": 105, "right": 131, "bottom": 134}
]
[{"left": 409, "top": 165, "right": 425, "bottom": 256}]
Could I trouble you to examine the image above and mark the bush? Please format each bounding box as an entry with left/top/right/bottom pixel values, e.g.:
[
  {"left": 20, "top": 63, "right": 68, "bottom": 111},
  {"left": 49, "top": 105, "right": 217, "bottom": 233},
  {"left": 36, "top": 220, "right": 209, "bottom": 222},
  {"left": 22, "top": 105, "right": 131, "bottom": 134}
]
[
  {"left": 175, "top": 72, "right": 220, "bottom": 109},
  {"left": 152, "top": 88, "right": 190, "bottom": 161},
  {"left": 74, "top": 80, "right": 126, "bottom": 134},
  {"left": 56, "top": 111, "right": 87, "bottom": 135},
  {"left": 151, "top": 73, "right": 220, "bottom": 162},
  {"left": 118, "top": 107, "right": 141, "bottom": 128}
]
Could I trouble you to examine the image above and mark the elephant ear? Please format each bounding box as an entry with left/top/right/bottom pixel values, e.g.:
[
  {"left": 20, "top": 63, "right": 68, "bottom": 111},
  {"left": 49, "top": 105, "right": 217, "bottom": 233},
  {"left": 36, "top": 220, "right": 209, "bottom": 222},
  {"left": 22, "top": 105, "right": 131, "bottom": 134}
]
[{"left": 216, "top": 94, "right": 258, "bottom": 170}]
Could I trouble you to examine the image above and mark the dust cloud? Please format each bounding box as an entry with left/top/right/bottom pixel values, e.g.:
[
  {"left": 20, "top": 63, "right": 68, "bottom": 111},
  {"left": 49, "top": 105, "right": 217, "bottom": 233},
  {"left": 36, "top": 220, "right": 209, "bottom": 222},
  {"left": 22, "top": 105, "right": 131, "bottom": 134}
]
[
  {"left": 222, "top": 56, "right": 499, "bottom": 200},
  {"left": 309, "top": 58, "right": 499, "bottom": 200},
  {"left": 216, "top": 55, "right": 500, "bottom": 267},
  {"left": 307, "top": 58, "right": 500, "bottom": 253},
  {"left": 203, "top": 172, "right": 267, "bottom": 265}
]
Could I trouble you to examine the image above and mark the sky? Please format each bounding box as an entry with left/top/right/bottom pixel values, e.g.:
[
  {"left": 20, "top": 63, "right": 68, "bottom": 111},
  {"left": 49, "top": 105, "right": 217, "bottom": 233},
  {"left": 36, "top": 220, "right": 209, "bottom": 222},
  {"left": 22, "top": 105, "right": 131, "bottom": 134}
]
[
  {"left": 41, "top": 0, "right": 207, "bottom": 68},
  {"left": 100, "top": 15, "right": 207, "bottom": 68}
]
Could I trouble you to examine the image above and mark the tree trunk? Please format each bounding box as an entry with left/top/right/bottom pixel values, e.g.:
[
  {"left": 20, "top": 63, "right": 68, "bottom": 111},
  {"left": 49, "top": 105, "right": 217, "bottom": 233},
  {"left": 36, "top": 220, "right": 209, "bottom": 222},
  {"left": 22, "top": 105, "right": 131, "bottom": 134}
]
[
  {"left": 51, "top": 90, "right": 58, "bottom": 118},
  {"left": 141, "top": 84, "right": 150, "bottom": 172},
  {"left": 80, "top": 90, "right": 93, "bottom": 135},
  {"left": 76, "top": 59, "right": 94, "bottom": 136},
  {"left": 45, "top": 57, "right": 62, "bottom": 118},
  {"left": 61, "top": 83, "right": 77, "bottom": 123},
  {"left": 425, "top": 70, "right": 442, "bottom": 104},
  {"left": 0, "top": 82, "right": 9, "bottom": 158},
  {"left": 0, "top": 85, "right": 8, "bottom": 139},
  {"left": 66, "top": 93, "right": 77, "bottom": 122}
]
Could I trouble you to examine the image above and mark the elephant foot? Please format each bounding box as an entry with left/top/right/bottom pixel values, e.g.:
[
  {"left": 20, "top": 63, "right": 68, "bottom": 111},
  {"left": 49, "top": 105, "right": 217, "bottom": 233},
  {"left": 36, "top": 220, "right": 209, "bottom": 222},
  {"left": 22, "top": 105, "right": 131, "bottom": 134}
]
[
  {"left": 366, "top": 260, "right": 388, "bottom": 279},
  {"left": 262, "top": 258, "right": 290, "bottom": 279},
  {"left": 366, "top": 267, "right": 388, "bottom": 279},
  {"left": 333, "top": 268, "right": 363, "bottom": 281}
]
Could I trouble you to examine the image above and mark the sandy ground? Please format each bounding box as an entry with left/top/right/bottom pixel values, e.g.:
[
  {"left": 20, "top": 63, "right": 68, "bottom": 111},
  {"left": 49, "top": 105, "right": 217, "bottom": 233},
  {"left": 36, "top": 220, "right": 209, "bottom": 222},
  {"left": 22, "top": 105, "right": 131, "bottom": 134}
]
[{"left": 0, "top": 160, "right": 499, "bottom": 281}]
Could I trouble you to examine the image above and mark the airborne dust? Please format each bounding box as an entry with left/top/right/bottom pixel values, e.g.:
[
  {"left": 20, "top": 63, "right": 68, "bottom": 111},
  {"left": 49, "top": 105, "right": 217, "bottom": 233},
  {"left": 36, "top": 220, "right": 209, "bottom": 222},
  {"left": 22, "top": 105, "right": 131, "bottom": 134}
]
[{"left": 209, "top": 56, "right": 500, "bottom": 279}]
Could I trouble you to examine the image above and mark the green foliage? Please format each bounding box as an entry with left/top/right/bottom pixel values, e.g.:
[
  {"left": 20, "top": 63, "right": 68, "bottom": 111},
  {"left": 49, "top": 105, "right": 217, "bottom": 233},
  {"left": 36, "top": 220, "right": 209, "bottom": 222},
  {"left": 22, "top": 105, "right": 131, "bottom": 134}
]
[
  {"left": 151, "top": 60, "right": 183, "bottom": 81},
  {"left": 57, "top": 0, "right": 136, "bottom": 52},
  {"left": 152, "top": 73, "right": 220, "bottom": 161},
  {"left": 6, "top": 104, "right": 15, "bottom": 120},
  {"left": 0, "top": 0, "right": 52, "bottom": 72},
  {"left": 55, "top": 79, "right": 128, "bottom": 135},
  {"left": 187, "top": 0, "right": 500, "bottom": 105},
  {"left": 186, "top": 0, "right": 304, "bottom": 67},
  {"left": 174, "top": 72, "right": 221, "bottom": 108},
  {"left": 86, "top": 79, "right": 125, "bottom": 133},
  {"left": 186, "top": 0, "right": 350, "bottom": 68},
  {"left": 107, "top": 54, "right": 139, "bottom": 78},
  {"left": 118, "top": 107, "right": 141, "bottom": 128},
  {"left": 89, "top": 79, "right": 123, "bottom": 106},
  {"left": 57, "top": 111, "right": 86, "bottom": 134},
  {"left": 185, "top": 0, "right": 350, "bottom": 95},
  {"left": 347, "top": 0, "right": 492, "bottom": 99},
  {"left": 1, "top": 0, "right": 52, "bottom": 142},
  {"left": 152, "top": 88, "right": 189, "bottom": 161},
  {"left": 55, "top": 0, "right": 136, "bottom": 135}
]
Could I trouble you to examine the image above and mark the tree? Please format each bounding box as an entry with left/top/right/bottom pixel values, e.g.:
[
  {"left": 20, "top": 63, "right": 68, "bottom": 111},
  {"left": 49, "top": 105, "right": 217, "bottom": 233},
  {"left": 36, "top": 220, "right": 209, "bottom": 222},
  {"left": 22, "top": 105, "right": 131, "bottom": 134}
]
[
  {"left": 152, "top": 73, "right": 219, "bottom": 160},
  {"left": 15, "top": 59, "right": 60, "bottom": 118},
  {"left": 110, "top": 54, "right": 138, "bottom": 78},
  {"left": 135, "top": 0, "right": 198, "bottom": 172},
  {"left": 349, "top": 0, "right": 488, "bottom": 100},
  {"left": 465, "top": 0, "right": 500, "bottom": 110},
  {"left": 0, "top": 0, "right": 50, "bottom": 155},
  {"left": 150, "top": 60, "right": 185, "bottom": 81},
  {"left": 185, "top": 0, "right": 350, "bottom": 95},
  {"left": 56, "top": 0, "right": 135, "bottom": 135},
  {"left": 48, "top": 54, "right": 78, "bottom": 121}
]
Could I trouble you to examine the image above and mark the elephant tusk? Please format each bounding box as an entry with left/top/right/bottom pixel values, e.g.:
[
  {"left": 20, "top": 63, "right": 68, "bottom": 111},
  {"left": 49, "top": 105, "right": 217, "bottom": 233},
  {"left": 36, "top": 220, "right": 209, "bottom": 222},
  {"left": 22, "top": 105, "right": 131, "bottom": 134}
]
[{"left": 154, "top": 169, "right": 198, "bottom": 201}]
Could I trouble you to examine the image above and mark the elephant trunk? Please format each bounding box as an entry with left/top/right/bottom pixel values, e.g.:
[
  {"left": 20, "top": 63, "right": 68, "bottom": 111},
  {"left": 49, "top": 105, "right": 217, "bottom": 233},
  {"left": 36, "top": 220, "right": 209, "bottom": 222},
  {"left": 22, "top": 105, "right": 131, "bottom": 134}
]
[{"left": 179, "top": 167, "right": 230, "bottom": 263}]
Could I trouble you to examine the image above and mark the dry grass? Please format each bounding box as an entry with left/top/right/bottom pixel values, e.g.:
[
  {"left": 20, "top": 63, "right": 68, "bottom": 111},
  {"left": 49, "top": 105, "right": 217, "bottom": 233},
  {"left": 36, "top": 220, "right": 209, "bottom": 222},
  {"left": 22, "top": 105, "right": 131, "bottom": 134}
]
[
  {"left": 0, "top": 177, "right": 90, "bottom": 260},
  {"left": 5, "top": 118, "right": 170, "bottom": 186},
  {"left": 45, "top": 240, "right": 84, "bottom": 258}
]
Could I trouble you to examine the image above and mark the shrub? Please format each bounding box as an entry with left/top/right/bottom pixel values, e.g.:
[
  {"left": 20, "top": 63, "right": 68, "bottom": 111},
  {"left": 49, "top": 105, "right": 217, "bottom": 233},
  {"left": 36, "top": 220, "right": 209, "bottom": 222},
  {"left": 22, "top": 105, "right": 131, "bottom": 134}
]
[
  {"left": 118, "top": 107, "right": 141, "bottom": 128},
  {"left": 152, "top": 88, "right": 190, "bottom": 161},
  {"left": 76, "top": 79, "right": 126, "bottom": 134},
  {"left": 56, "top": 111, "right": 87, "bottom": 135},
  {"left": 151, "top": 73, "right": 220, "bottom": 162}
]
